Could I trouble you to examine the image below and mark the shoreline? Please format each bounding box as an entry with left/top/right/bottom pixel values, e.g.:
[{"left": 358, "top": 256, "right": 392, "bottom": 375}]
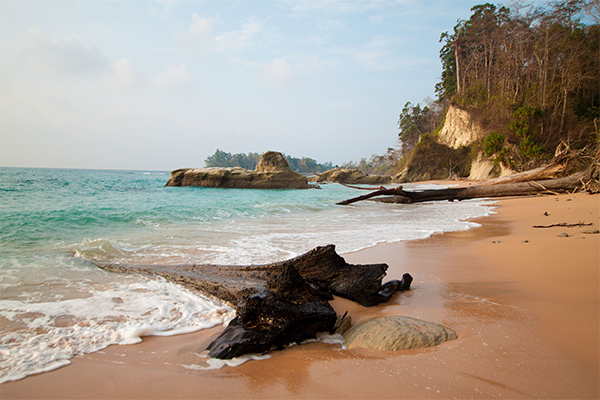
[{"left": 2, "top": 192, "right": 598, "bottom": 399}]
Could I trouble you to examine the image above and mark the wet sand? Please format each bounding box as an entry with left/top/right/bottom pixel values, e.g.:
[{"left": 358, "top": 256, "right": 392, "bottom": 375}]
[{"left": 3, "top": 192, "right": 599, "bottom": 399}]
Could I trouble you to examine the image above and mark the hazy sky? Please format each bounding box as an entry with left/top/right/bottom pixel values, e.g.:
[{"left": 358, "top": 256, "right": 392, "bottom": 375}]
[{"left": 0, "top": 0, "right": 542, "bottom": 171}]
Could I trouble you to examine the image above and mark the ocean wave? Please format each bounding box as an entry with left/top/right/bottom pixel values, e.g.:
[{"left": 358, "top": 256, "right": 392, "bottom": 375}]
[{"left": 0, "top": 276, "right": 234, "bottom": 383}]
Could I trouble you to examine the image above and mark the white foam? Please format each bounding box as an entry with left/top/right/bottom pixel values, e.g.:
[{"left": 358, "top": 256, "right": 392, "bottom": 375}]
[
  {"left": 179, "top": 353, "right": 272, "bottom": 371},
  {"left": 0, "top": 276, "right": 234, "bottom": 383}
]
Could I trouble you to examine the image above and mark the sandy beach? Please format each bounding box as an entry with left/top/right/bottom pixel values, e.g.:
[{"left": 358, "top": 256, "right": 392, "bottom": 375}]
[{"left": 2, "top": 192, "right": 598, "bottom": 399}]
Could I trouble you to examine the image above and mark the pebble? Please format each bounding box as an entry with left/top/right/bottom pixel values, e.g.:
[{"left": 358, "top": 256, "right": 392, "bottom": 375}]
[
  {"left": 582, "top": 228, "right": 600, "bottom": 234},
  {"left": 557, "top": 232, "right": 569, "bottom": 237},
  {"left": 492, "top": 240, "right": 501, "bottom": 243},
  {"left": 522, "top": 240, "right": 529, "bottom": 243}
]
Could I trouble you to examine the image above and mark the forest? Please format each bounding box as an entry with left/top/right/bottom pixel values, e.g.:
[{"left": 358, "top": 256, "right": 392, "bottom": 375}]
[{"left": 398, "top": 0, "right": 599, "bottom": 172}]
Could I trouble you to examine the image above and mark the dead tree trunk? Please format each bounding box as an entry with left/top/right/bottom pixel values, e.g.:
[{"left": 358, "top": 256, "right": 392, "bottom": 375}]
[
  {"left": 337, "top": 172, "right": 587, "bottom": 205},
  {"left": 481, "top": 163, "right": 565, "bottom": 185}
]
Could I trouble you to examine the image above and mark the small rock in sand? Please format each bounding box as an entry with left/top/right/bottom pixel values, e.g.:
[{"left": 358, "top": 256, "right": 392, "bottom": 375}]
[
  {"left": 557, "top": 232, "right": 569, "bottom": 237},
  {"left": 582, "top": 228, "right": 599, "bottom": 234},
  {"left": 343, "top": 316, "right": 457, "bottom": 351}
]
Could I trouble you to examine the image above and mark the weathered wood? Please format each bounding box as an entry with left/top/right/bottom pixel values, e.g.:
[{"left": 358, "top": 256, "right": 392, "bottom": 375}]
[
  {"left": 337, "top": 172, "right": 587, "bottom": 205},
  {"left": 481, "top": 163, "right": 565, "bottom": 185},
  {"left": 96, "top": 245, "right": 414, "bottom": 359},
  {"left": 336, "top": 187, "right": 409, "bottom": 205},
  {"left": 533, "top": 221, "right": 593, "bottom": 228}
]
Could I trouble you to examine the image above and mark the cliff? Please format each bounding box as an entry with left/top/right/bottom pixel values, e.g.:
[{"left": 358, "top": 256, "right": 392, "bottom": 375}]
[{"left": 397, "top": 104, "right": 514, "bottom": 182}]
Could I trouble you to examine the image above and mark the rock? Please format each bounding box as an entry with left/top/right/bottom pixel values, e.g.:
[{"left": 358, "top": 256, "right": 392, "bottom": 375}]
[
  {"left": 206, "top": 265, "right": 337, "bottom": 359},
  {"left": 315, "top": 168, "right": 393, "bottom": 185},
  {"left": 96, "top": 245, "right": 413, "bottom": 359},
  {"left": 558, "top": 232, "right": 569, "bottom": 237},
  {"left": 394, "top": 136, "right": 472, "bottom": 183},
  {"left": 583, "top": 228, "right": 599, "bottom": 234},
  {"left": 165, "top": 151, "right": 317, "bottom": 189},
  {"left": 343, "top": 316, "right": 457, "bottom": 351}
]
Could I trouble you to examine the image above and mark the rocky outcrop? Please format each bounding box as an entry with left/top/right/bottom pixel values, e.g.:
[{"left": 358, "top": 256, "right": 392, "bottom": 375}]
[
  {"left": 398, "top": 104, "right": 521, "bottom": 182},
  {"left": 395, "top": 136, "right": 472, "bottom": 182},
  {"left": 343, "top": 316, "right": 457, "bottom": 351},
  {"left": 469, "top": 153, "right": 515, "bottom": 180},
  {"left": 96, "top": 245, "right": 413, "bottom": 359},
  {"left": 166, "top": 151, "right": 317, "bottom": 189},
  {"left": 437, "top": 105, "right": 486, "bottom": 149},
  {"left": 316, "top": 168, "right": 393, "bottom": 185}
]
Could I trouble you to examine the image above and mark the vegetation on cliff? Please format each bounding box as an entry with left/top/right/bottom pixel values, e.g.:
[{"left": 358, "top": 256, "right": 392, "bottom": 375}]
[{"left": 398, "top": 0, "right": 599, "bottom": 177}]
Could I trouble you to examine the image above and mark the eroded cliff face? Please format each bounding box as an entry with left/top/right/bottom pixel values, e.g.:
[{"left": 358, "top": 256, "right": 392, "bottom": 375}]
[
  {"left": 398, "top": 104, "right": 514, "bottom": 182},
  {"left": 437, "top": 105, "right": 486, "bottom": 149}
]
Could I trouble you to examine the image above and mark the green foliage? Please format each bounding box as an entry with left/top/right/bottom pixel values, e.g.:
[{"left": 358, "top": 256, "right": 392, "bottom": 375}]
[
  {"left": 433, "top": 0, "right": 598, "bottom": 157},
  {"left": 508, "top": 106, "right": 546, "bottom": 163},
  {"left": 518, "top": 136, "right": 545, "bottom": 159},
  {"left": 397, "top": 102, "right": 430, "bottom": 152},
  {"left": 204, "top": 149, "right": 261, "bottom": 169},
  {"left": 204, "top": 150, "right": 333, "bottom": 174},
  {"left": 342, "top": 147, "right": 402, "bottom": 176},
  {"left": 509, "top": 106, "right": 544, "bottom": 138},
  {"left": 483, "top": 132, "right": 505, "bottom": 157},
  {"left": 397, "top": 100, "right": 446, "bottom": 155}
]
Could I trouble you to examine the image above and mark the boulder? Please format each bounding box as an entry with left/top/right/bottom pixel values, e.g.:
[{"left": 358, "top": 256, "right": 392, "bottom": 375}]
[
  {"left": 316, "top": 168, "right": 393, "bottom": 185},
  {"left": 165, "top": 151, "right": 317, "bottom": 189},
  {"left": 206, "top": 265, "right": 337, "bottom": 359},
  {"left": 343, "top": 316, "right": 457, "bottom": 351},
  {"left": 96, "top": 245, "right": 413, "bottom": 359}
]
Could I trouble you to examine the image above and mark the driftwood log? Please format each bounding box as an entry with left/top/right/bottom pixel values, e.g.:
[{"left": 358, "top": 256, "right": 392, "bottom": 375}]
[
  {"left": 95, "top": 245, "right": 412, "bottom": 359},
  {"left": 337, "top": 172, "right": 588, "bottom": 205}
]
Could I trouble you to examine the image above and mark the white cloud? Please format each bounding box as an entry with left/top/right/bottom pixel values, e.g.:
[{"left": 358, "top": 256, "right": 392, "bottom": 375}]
[
  {"left": 103, "top": 59, "right": 145, "bottom": 89},
  {"left": 258, "top": 58, "right": 294, "bottom": 85},
  {"left": 369, "top": 13, "right": 386, "bottom": 23},
  {"left": 24, "top": 28, "right": 110, "bottom": 76},
  {"left": 333, "top": 37, "right": 424, "bottom": 72},
  {"left": 174, "top": 14, "right": 261, "bottom": 56},
  {"left": 214, "top": 19, "right": 262, "bottom": 52},
  {"left": 290, "top": 0, "right": 386, "bottom": 14},
  {"left": 153, "top": 64, "right": 192, "bottom": 88},
  {"left": 189, "top": 13, "right": 215, "bottom": 38}
]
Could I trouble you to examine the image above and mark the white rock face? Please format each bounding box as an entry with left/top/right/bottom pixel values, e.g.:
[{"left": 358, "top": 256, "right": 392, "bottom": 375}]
[
  {"left": 437, "top": 105, "right": 486, "bottom": 149},
  {"left": 469, "top": 153, "right": 514, "bottom": 180}
]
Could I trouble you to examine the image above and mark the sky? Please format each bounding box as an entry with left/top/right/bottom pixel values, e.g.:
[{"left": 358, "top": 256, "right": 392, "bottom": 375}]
[{"left": 0, "top": 0, "right": 546, "bottom": 171}]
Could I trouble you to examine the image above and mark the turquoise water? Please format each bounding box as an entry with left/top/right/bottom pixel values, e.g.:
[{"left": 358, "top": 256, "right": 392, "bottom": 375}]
[{"left": 0, "top": 167, "right": 496, "bottom": 382}]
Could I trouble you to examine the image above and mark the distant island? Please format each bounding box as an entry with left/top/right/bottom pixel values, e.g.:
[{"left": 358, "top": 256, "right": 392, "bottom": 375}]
[{"left": 204, "top": 149, "right": 334, "bottom": 175}]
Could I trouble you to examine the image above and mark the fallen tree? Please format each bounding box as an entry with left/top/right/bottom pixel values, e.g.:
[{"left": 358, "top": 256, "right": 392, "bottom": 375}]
[
  {"left": 337, "top": 171, "right": 589, "bottom": 205},
  {"left": 338, "top": 139, "right": 599, "bottom": 205},
  {"left": 95, "top": 245, "right": 413, "bottom": 359}
]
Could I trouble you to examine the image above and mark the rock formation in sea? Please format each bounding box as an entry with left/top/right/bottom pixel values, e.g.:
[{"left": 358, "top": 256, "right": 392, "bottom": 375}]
[
  {"left": 315, "top": 167, "right": 393, "bottom": 185},
  {"left": 165, "top": 151, "right": 317, "bottom": 189},
  {"left": 95, "top": 245, "right": 413, "bottom": 359}
]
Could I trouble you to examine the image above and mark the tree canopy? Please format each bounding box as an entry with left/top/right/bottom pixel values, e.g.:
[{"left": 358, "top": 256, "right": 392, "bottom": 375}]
[
  {"left": 204, "top": 150, "right": 334, "bottom": 174},
  {"left": 399, "top": 0, "right": 599, "bottom": 170}
]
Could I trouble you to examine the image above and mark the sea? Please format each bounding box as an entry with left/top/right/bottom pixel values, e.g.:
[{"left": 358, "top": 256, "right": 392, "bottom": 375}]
[{"left": 0, "top": 167, "right": 497, "bottom": 382}]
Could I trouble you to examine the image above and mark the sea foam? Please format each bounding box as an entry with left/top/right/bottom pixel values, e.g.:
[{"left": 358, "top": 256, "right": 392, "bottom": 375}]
[{"left": 0, "top": 275, "right": 234, "bottom": 383}]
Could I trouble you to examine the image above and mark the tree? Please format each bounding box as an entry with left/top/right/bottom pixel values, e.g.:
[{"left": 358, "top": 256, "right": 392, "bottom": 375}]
[{"left": 397, "top": 102, "right": 431, "bottom": 153}]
